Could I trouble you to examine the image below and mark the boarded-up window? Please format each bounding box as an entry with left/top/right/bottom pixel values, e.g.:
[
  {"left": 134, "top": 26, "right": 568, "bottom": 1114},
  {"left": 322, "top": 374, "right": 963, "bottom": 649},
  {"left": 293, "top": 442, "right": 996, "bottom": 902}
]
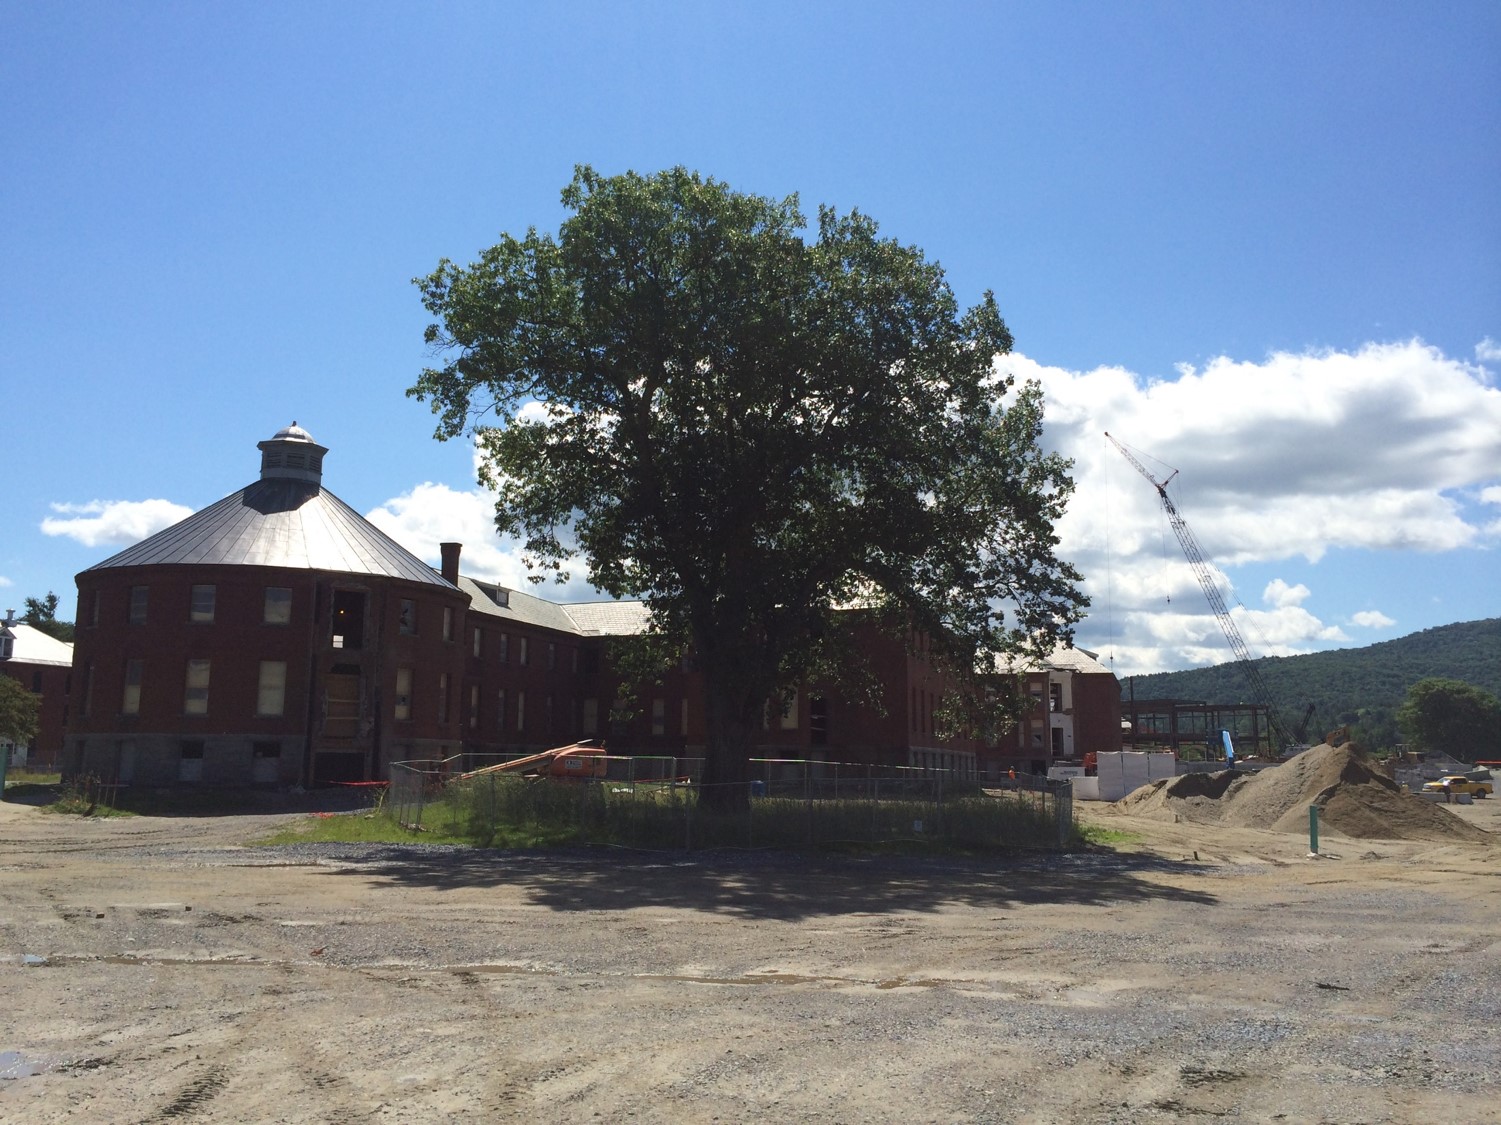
[
  {"left": 122, "top": 658, "right": 143, "bottom": 715},
  {"left": 190, "top": 585, "right": 216, "bottom": 623},
  {"left": 184, "top": 659, "right": 210, "bottom": 715},
  {"left": 257, "top": 661, "right": 287, "bottom": 717},
  {"left": 264, "top": 587, "right": 292, "bottom": 625},
  {"left": 394, "top": 667, "right": 412, "bottom": 721}
]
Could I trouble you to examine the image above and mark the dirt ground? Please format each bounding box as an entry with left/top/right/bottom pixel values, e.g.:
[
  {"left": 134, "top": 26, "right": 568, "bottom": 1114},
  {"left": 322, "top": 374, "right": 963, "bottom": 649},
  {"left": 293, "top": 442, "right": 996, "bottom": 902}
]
[{"left": 2, "top": 793, "right": 1498, "bottom": 1124}]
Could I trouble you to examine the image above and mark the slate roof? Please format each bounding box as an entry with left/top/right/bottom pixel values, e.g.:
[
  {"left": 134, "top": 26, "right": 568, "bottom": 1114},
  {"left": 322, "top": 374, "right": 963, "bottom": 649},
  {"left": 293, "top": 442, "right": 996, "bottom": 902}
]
[
  {"left": 454, "top": 576, "right": 651, "bottom": 638},
  {"left": 83, "top": 479, "right": 457, "bottom": 589},
  {"left": 456, "top": 575, "right": 588, "bottom": 633},
  {"left": 562, "top": 600, "right": 652, "bottom": 636},
  {"left": 993, "top": 646, "right": 1114, "bottom": 677}
]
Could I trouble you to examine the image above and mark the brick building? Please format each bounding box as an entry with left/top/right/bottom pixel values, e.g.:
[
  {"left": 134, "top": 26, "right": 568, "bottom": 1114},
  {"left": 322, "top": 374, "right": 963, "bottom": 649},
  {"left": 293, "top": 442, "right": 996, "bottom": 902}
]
[
  {"left": 0, "top": 611, "right": 73, "bottom": 768},
  {"left": 64, "top": 424, "right": 1119, "bottom": 787}
]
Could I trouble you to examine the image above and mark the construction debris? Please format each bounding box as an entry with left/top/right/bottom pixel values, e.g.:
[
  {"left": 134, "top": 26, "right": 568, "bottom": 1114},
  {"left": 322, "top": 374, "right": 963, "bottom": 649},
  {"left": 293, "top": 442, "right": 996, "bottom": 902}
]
[{"left": 1112, "top": 741, "right": 1491, "bottom": 842}]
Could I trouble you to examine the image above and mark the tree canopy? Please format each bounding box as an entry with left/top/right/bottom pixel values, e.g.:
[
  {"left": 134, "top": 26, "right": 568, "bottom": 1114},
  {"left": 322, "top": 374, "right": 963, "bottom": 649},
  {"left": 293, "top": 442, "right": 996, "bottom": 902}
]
[
  {"left": 22, "top": 591, "right": 74, "bottom": 643},
  {"left": 0, "top": 675, "right": 41, "bottom": 749},
  {"left": 1396, "top": 677, "right": 1501, "bottom": 762},
  {"left": 411, "top": 166, "right": 1085, "bottom": 800}
]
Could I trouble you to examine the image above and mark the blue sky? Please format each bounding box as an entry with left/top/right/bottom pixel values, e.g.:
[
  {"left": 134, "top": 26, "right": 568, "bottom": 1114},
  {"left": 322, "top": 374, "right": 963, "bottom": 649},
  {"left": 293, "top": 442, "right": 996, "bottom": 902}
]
[{"left": 3, "top": 2, "right": 1498, "bottom": 675}]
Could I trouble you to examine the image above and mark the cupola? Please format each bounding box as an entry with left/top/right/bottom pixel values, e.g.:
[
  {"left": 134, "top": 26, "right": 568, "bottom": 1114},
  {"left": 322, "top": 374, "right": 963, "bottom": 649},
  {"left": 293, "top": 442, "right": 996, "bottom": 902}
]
[{"left": 257, "top": 421, "right": 328, "bottom": 485}]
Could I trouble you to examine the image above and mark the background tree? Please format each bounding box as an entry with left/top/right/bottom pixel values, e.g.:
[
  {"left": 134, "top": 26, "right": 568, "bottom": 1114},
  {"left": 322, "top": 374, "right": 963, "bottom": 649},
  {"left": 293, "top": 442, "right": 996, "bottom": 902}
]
[
  {"left": 412, "top": 167, "right": 1085, "bottom": 806},
  {"left": 22, "top": 591, "right": 74, "bottom": 643},
  {"left": 1395, "top": 677, "right": 1501, "bottom": 762},
  {"left": 0, "top": 675, "right": 41, "bottom": 749}
]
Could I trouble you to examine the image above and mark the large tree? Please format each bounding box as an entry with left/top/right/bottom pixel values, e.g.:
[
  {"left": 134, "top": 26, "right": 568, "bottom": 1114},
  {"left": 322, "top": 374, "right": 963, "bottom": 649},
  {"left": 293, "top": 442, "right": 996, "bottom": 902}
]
[
  {"left": 22, "top": 591, "right": 74, "bottom": 643},
  {"left": 411, "top": 167, "right": 1085, "bottom": 805},
  {"left": 1396, "top": 677, "right": 1501, "bottom": 762},
  {"left": 0, "top": 675, "right": 41, "bottom": 750}
]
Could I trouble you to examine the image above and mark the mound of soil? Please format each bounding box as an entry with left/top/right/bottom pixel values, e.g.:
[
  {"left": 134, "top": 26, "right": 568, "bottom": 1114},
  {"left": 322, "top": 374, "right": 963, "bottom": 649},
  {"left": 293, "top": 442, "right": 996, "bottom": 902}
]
[{"left": 1112, "top": 743, "right": 1491, "bottom": 843}]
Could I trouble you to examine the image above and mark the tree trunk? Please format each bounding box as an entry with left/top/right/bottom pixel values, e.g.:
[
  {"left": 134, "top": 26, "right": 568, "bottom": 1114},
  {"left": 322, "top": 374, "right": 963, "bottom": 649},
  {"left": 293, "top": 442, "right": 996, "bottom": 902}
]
[{"left": 697, "top": 661, "right": 763, "bottom": 814}]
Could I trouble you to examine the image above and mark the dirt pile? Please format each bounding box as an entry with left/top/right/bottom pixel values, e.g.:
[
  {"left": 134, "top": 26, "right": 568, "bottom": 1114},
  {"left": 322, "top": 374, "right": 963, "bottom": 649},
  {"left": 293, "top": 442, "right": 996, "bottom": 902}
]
[{"left": 1113, "top": 742, "right": 1491, "bottom": 843}]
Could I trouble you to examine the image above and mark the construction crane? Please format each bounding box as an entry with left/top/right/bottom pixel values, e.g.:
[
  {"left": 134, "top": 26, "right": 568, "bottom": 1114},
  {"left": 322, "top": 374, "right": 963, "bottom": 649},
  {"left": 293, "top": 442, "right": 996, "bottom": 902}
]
[{"left": 1105, "top": 432, "right": 1293, "bottom": 753}]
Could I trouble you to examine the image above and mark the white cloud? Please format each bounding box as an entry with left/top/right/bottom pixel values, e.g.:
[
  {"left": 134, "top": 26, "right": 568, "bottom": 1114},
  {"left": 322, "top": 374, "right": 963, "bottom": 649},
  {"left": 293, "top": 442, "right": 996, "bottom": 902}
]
[
  {"left": 1022, "top": 339, "right": 1501, "bottom": 672},
  {"left": 0, "top": 576, "right": 12, "bottom": 588},
  {"left": 1477, "top": 337, "right": 1501, "bottom": 363},
  {"left": 366, "top": 476, "right": 603, "bottom": 603},
  {"left": 1351, "top": 610, "right": 1396, "bottom": 628},
  {"left": 1262, "top": 579, "right": 1309, "bottom": 608},
  {"left": 40, "top": 499, "right": 195, "bottom": 548}
]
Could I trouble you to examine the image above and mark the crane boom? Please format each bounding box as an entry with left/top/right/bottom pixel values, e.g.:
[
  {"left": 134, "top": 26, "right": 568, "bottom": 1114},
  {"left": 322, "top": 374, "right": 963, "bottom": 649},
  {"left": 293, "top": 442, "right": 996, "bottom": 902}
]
[{"left": 1105, "top": 432, "right": 1292, "bottom": 752}]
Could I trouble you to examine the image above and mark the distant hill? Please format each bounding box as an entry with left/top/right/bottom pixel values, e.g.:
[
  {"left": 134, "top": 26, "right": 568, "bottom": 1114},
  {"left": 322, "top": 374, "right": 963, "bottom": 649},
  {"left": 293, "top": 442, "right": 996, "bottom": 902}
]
[{"left": 1120, "top": 618, "right": 1501, "bottom": 750}]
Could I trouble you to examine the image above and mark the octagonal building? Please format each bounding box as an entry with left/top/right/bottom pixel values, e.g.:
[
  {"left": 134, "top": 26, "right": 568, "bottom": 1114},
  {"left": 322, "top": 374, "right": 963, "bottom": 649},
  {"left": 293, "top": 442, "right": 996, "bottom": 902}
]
[{"left": 64, "top": 424, "right": 472, "bottom": 787}]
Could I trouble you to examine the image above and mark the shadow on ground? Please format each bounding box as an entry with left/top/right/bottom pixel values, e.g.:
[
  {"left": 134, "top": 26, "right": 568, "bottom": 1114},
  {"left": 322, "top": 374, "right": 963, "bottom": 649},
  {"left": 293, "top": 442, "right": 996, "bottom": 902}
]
[{"left": 316, "top": 847, "right": 1219, "bottom": 921}]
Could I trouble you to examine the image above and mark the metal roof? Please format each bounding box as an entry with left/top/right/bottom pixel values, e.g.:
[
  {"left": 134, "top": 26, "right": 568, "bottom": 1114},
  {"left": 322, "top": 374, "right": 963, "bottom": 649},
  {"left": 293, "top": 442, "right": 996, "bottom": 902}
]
[
  {"left": 82, "top": 479, "right": 458, "bottom": 589},
  {"left": 0, "top": 622, "right": 74, "bottom": 667}
]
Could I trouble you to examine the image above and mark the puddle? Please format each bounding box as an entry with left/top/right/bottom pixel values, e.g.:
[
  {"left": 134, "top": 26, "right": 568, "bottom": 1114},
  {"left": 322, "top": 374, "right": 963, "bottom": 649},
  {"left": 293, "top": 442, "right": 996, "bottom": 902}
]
[{"left": 0, "top": 1051, "right": 58, "bottom": 1080}]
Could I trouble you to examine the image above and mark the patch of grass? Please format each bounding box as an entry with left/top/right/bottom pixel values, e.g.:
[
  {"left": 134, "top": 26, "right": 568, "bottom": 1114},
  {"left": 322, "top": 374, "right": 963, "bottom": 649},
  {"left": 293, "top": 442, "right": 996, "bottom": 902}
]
[
  {"left": 253, "top": 808, "right": 578, "bottom": 848},
  {"left": 1071, "top": 822, "right": 1142, "bottom": 849},
  {"left": 5, "top": 769, "right": 61, "bottom": 787},
  {"left": 44, "top": 779, "right": 135, "bottom": 818}
]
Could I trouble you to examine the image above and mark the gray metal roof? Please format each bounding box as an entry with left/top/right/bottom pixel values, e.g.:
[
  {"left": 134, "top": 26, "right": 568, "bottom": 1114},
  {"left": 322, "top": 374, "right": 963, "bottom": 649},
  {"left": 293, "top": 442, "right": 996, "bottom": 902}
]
[
  {"left": 456, "top": 575, "right": 586, "bottom": 633},
  {"left": 83, "top": 479, "right": 458, "bottom": 589}
]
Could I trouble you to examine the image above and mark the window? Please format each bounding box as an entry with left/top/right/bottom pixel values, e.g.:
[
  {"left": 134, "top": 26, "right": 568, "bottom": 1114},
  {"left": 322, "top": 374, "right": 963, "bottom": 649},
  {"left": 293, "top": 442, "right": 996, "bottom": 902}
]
[
  {"left": 437, "top": 672, "right": 449, "bottom": 723},
  {"left": 184, "top": 659, "right": 210, "bottom": 715},
  {"left": 81, "top": 661, "right": 93, "bottom": 717},
  {"left": 681, "top": 698, "right": 689, "bottom": 738},
  {"left": 331, "top": 590, "right": 366, "bottom": 649},
  {"left": 442, "top": 606, "right": 454, "bottom": 643},
  {"left": 515, "top": 690, "right": 526, "bottom": 732},
  {"left": 257, "top": 660, "right": 287, "bottom": 717},
  {"left": 179, "top": 739, "right": 204, "bottom": 783},
  {"left": 394, "top": 667, "right": 412, "bottom": 721},
  {"left": 264, "top": 587, "right": 292, "bottom": 625},
  {"left": 398, "top": 599, "right": 416, "bottom": 635},
  {"left": 496, "top": 689, "right": 506, "bottom": 731},
  {"left": 518, "top": 637, "right": 529, "bottom": 666},
  {"left": 652, "top": 698, "right": 666, "bottom": 736},
  {"left": 129, "top": 586, "right": 148, "bottom": 625},
  {"left": 472, "top": 627, "right": 482, "bottom": 658},
  {"left": 0, "top": 635, "right": 11, "bottom": 660},
  {"left": 810, "top": 696, "right": 828, "bottom": 746},
  {"left": 87, "top": 590, "right": 99, "bottom": 627},
  {"left": 547, "top": 642, "right": 556, "bottom": 670},
  {"left": 122, "top": 658, "right": 143, "bottom": 715},
  {"left": 1049, "top": 683, "right": 1063, "bottom": 713},
  {"left": 499, "top": 633, "right": 509, "bottom": 663},
  {"left": 582, "top": 698, "right": 598, "bottom": 735},
  {"left": 190, "top": 584, "right": 216, "bottom": 623},
  {"left": 469, "top": 685, "right": 480, "bottom": 729},
  {"left": 545, "top": 694, "right": 554, "bottom": 733},
  {"left": 780, "top": 692, "right": 798, "bottom": 730}
]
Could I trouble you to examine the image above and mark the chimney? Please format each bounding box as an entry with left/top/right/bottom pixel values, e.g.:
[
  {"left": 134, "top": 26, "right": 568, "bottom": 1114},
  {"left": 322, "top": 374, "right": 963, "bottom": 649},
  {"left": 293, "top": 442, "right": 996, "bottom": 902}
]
[{"left": 440, "top": 542, "right": 462, "bottom": 585}]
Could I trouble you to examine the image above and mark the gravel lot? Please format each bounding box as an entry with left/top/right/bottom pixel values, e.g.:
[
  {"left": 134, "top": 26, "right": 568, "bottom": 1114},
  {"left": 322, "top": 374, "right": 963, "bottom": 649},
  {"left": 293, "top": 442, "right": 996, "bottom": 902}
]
[{"left": 2, "top": 794, "right": 1498, "bottom": 1123}]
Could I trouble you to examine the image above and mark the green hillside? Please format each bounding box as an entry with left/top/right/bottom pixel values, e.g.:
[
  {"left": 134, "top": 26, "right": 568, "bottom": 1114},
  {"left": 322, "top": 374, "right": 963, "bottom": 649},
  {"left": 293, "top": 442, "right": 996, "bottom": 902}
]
[{"left": 1120, "top": 618, "right": 1501, "bottom": 751}]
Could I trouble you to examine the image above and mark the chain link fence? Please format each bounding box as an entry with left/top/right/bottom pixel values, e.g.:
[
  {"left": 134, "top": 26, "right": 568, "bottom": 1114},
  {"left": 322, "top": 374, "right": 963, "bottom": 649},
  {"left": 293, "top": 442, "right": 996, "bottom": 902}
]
[{"left": 389, "top": 755, "right": 1073, "bottom": 852}]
